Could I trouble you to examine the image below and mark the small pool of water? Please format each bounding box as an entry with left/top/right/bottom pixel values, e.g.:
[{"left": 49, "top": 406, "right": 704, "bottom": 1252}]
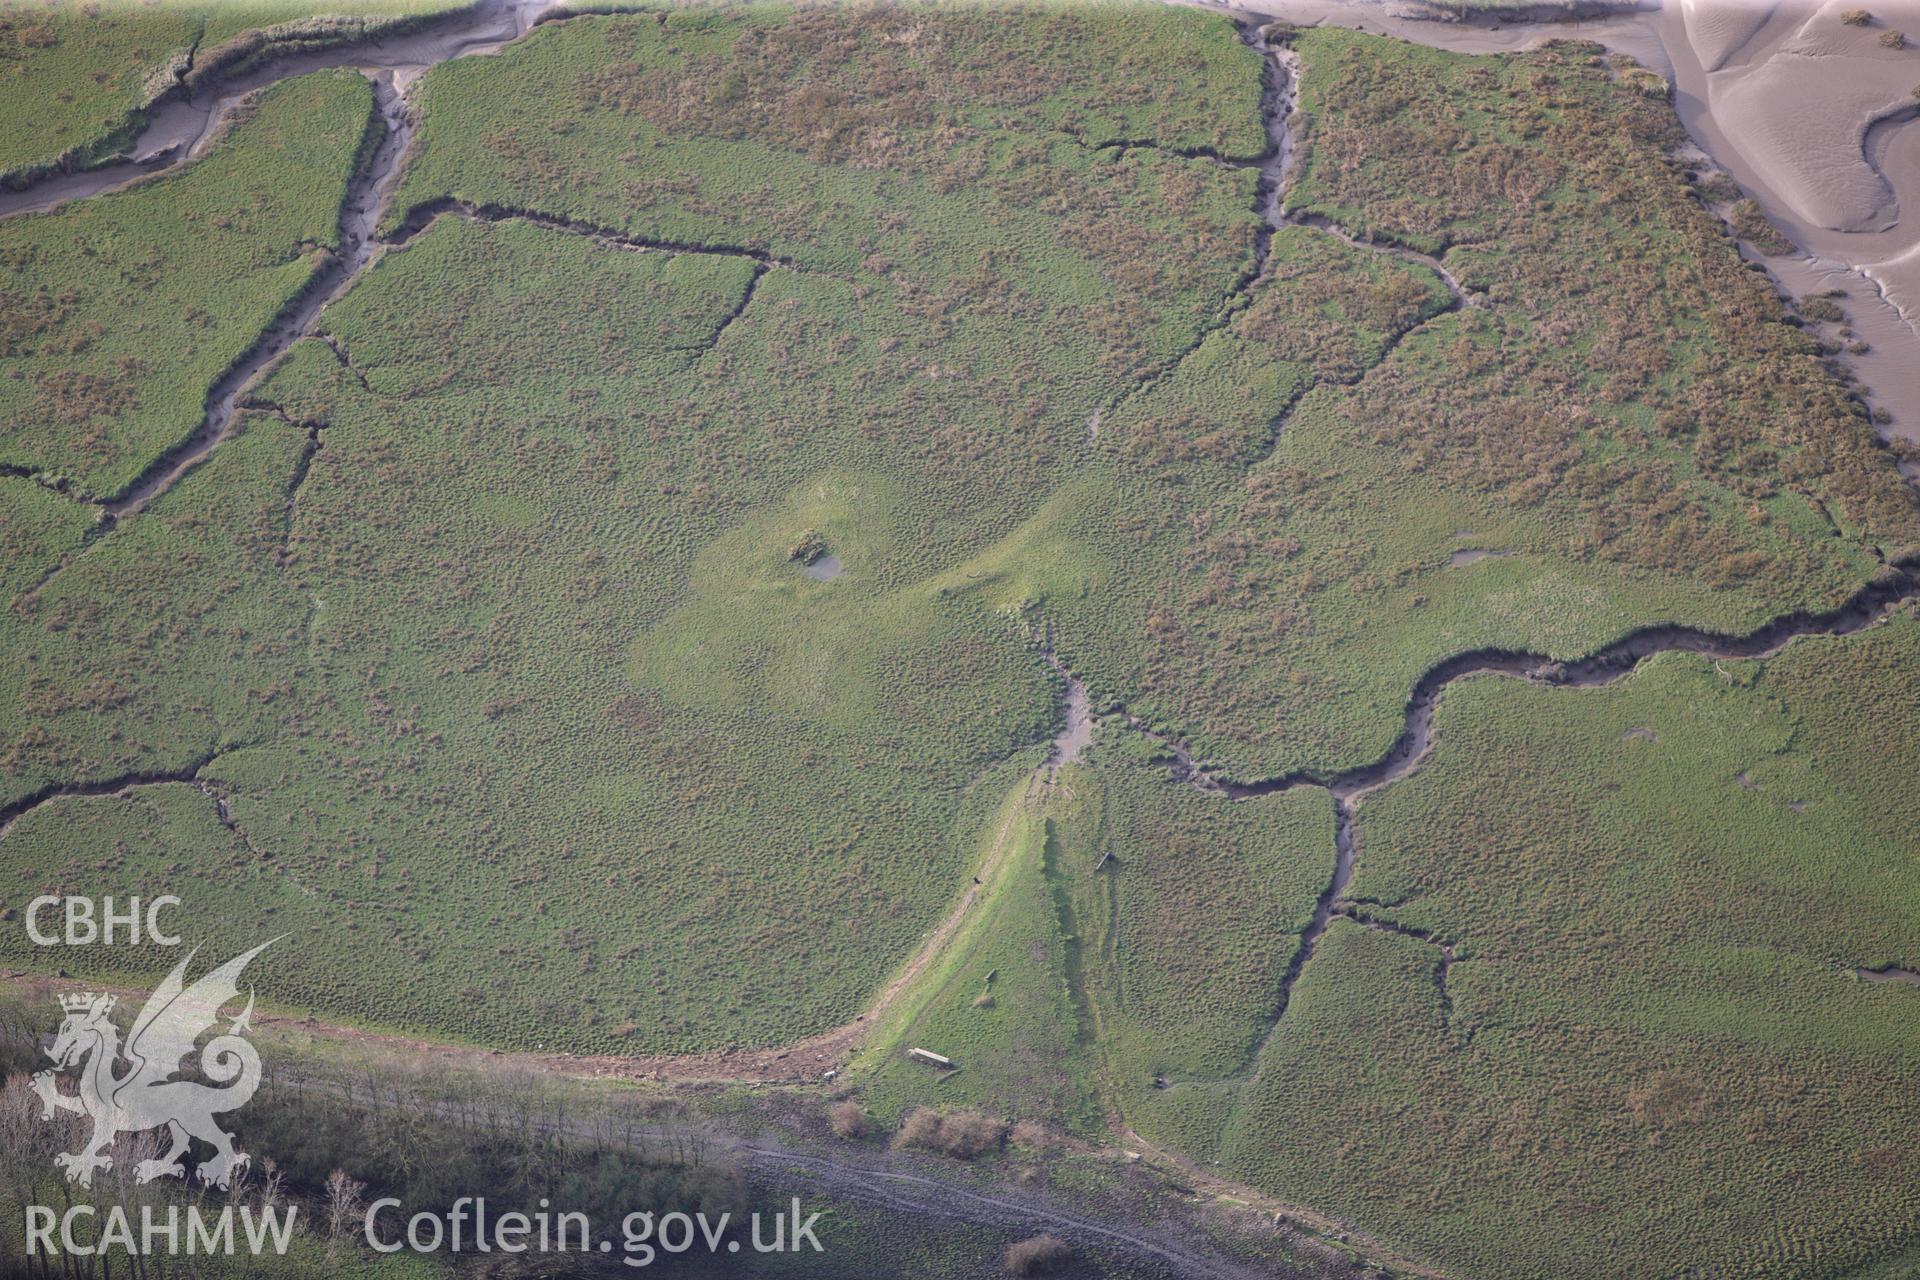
[{"left": 803, "top": 554, "right": 843, "bottom": 581}]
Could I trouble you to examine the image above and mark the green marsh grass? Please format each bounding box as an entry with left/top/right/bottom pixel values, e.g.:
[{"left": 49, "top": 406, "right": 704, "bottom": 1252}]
[
  {"left": 0, "top": 68, "right": 372, "bottom": 498},
  {"left": 1220, "top": 614, "right": 1920, "bottom": 1279}
]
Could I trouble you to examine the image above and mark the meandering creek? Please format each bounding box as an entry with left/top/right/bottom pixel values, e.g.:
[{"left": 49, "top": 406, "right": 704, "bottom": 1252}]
[
  {"left": 1238, "top": 15, "right": 1475, "bottom": 311},
  {"left": 0, "top": 0, "right": 548, "bottom": 219},
  {"left": 13, "top": 0, "right": 1904, "bottom": 509},
  {"left": 1105, "top": 566, "right": 1920, "bottom": 1062},
  {"left": 2, "top": 0, "right": 555, "bottom": 525},
  {"left": 104, "top": 74, "right": 413, "bottom": 517},
  {"left": 1, "top": 0, "right": 1913, "bottom": 1109},
  {"left": 1205, "top": 0, "right": 1920, "bottom": 444}
]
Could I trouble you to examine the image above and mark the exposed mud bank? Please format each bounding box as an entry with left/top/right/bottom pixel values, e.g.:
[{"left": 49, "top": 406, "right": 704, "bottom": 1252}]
[
  {"left": 1658, "top": 0, "right": 1920, "bottom": 443},
  {"left": 1396, "top": 0, "right": 1634, "bottom": 19},
  {"left": 99, "top": 76, "right": 412, "bottom": 521},
  {"left": 1201, "top": 0, "right": 1920, "bottom": 443},
  {"left": 0, "top": 0, "right": 547, "bottom": 219},
  {"left": 1052, "top": 675, "right": 1096, "bottom": 769},
  {"left": 1859, "top": 965, "right": 1920, "bottom": 988}
]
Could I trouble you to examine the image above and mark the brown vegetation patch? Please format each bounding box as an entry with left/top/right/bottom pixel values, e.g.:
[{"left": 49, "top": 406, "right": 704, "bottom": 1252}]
[
  {"left": 1005, "top": 1233, "right": 1074, "bottom": 1275},
  {"left": 1286, "top": 32, "right": 1919, "bottom": 563},
  {"left": 828, "top": 1099, "right": 868, "bottom": 1139},
  {"left": 894, "top": 1106, "right": 1008, "bottom": 1159}
]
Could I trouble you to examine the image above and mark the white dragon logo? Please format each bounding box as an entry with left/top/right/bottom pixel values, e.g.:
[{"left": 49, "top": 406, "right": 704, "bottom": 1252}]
[{"left": 30, "top": 941, "right": 274, "bottom": 1189}]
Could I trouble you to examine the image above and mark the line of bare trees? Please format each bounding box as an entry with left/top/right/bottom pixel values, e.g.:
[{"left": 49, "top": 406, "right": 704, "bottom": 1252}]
[{"left": 0, "top": 986, "right": 745, "bottom": 1278}]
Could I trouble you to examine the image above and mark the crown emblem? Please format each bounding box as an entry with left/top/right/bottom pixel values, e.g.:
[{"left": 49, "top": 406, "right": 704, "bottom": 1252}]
[{"left": 36, "top": 943, "right": 275, "bottom": 1192}]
